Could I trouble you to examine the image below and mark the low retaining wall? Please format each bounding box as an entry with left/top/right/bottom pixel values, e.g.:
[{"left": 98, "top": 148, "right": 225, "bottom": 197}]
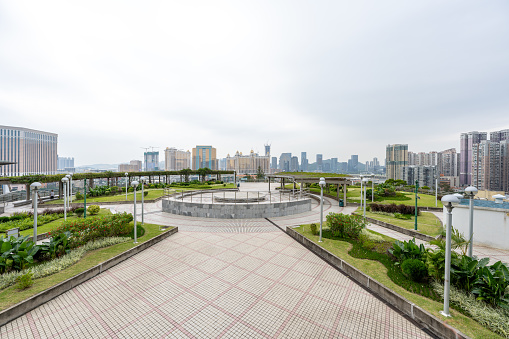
[
  {"left": 163, "top": 198, "right": 311, "bottom": 219},
  {"left": 286, "top": 227, "right": 469, "bottom": 339},
  {"left": 353, "top": 213, "right": 437, "bottom": 242},
  {"left": 0, "top": 227, "right": 178, "bottom": 327}
]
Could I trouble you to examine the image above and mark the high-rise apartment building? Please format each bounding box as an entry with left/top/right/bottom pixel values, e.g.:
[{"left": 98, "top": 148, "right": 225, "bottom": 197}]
[
  {"left": 440, "top": 148, "right": 458, "bottom": 177},
  {"left": 490, "top": 129, "right": 509, "bottom": 143},
  {"left": 264, "top": 144, "right": 271, "bottom": 157},
  {"left": 331, "top": 158, "right": 338, "bottom": 172},
  {"left": 290, "top": 156, "right": 299, "bottom": 172},
  {"left": 164, "top": 147, "right": 191, "bottom": 171},
  {"left": 57, "top": 156, "right": 74, "bottom": 170},
  {"left": 460, "top": 131, "right": 487, "bottom": 186},
  {"left": 0, "top": 125, "right": 57, "bottom": 176},
  {"left": 401, "top": 166, "right": 437, "bottom": 188},
  {"left": 271, "top": 157, "right": 278, "bottom": 170},
  {"left": 501, "top": 140, "right": 509, "bottom": 193},
  {"left": 144, "top": 152, "right": 159, "bottom": 171},
  {"left": 118, "top": 160, "right": 142, "bottom": 172},
  {"left": 192, "top": 146, "right": 217, "bottom": 170},
  {"left": 316, "top": 154, "right": 323, "bottom": 171},
  {"left": 279, "top": 153, "right": 292, "bottom": 172},
  {"left": 301, "top": 152, "right": 308, "bottom": 171},
  {"left": 386, "top": 144, "right": 408, "bottom": 180},
  {"left": 472, "top": 140, "right": 502, "bottom": 191},
  {"left": 226, "top": 150, "right": 270, "bottom": 174}
]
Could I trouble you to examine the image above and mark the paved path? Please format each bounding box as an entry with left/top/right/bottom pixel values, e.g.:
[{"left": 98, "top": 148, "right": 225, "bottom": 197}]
[{"left": 1, "top": 231, "right": 432, "bottom": 339}]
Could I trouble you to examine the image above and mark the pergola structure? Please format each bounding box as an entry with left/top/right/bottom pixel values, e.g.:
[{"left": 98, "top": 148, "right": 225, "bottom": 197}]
[{"left": 267, "top": 174, "right": 352, "bottom": 203}]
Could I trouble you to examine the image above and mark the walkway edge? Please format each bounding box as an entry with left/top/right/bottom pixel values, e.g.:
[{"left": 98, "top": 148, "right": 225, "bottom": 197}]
[
  {"left": 352, "top": 213, "right": 437, "bottom": 242},
  {"left": 0, "top": 227, "right": 178, "bottom": 327},
  {"left": 285, "top": 227, "right": 470, "bottom": 339}
]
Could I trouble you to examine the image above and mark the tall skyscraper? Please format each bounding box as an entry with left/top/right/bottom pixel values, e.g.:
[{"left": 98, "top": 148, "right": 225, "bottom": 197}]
[
  {"left": 331, "top": 158, "right": 338, "bottom": 172},
  {"left": 165, "top": 147, "right": 191, "bottom": 171},
  {"left": 0, "top": 125, "right": 58, "bottom": 176},
  {"left": 471, "top": 140, "right": 501, "bottom": 191},
  {"left": 192, "top": 146, "right": 217, "bottom": 170},
  {"left": 386, "top": 144, "right": 408, "bottom": 180},
  {"left": 279, "top": 153, "right": 292, "bottom": 172},
  {"left": 264, "top": 144, "right": 271, "bottom": 157},
  {"left": 144, "top": 152, "right": 159, "bottom": 171},
  {"left": 347, "top": 155, "right": 359, "bottom": 173},
  {"left": 301, "top": 152, "right": 308, "bottom": 171},
  {"left": 271, "top": 157, "right": 278, "bottom": 170},
  {"left": 460, "top": 131, "right": 487, "bottom": 186},
  {"left": 290, "top": 156, "right": 299, "bottom": 172},
  {"left": 316, "top": 154, "right": 323, "bottom": 171}
]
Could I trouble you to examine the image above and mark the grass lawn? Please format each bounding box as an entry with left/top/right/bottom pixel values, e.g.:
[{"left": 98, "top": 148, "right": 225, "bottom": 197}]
[
  {"left": 294, "top": 225, "right": 503, "bottom": 339},
  {"left": 19, "top": 208, "right": 112, "bottom": 236},
  {"left": 44, "top": 184, "right": 236, "bottom": 205},
  {"left": 0, "top": 223, "right": 174, "bottom": 312},
  {"left": 356, "top": 208, "right": 443, "bottom": 237},
  {"left": 344, "top": 187, "right": 443, "bottom": 208}
]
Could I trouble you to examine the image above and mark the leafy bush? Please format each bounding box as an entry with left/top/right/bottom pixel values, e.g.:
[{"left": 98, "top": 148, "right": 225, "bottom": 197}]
[
  {"left": 16, "top": 272, "right": 34, "bottom": 290},
  {"left": 389, "top": 239, "right": 427, "bottom": 265},
  {"left": 451, "top": 256, "right": 490, "bottom": 293},
  {"left": 473, "top": 261, "right": 509, "bottom": 309},
  {"left": 370, "top": 203, "right": 419, "bottom": 216},
  {"left": 74, "top": 208, "right": 85, "bottom": 217},
  {"left": 310, "top": 223, "right": 318, "bottom": 235},
  {"left": 394, "top": 212, "right": 411, "bottom": 220},
  {"left": 326, "top": 213, "right": 366, "bottom": 239},
  {"left": 75, "top": 191, "right": 83, "bottom": 200},
  {"left": 51, "top": 213, "right": 134, "bottom": 247},
  {"left": 87, "top": 205, "right": 100, "bottom": 215},
  {"left": 144, "top": 191, "right": 148, "bottom": 197},
  {"left": 401, "top": 258, "right": 428, "bottom": 282}
]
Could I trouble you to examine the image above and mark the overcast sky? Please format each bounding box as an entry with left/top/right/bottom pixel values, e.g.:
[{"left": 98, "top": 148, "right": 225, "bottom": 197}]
[{"left": 1, "top": 1, "right": 508, "bottom": 166}]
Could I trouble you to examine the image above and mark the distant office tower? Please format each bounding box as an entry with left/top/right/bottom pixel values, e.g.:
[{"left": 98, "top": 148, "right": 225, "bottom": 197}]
[
  {"left": 226, "top": 150, "right": 270, "bottom": 174},
  {"left": 271, "top": 157, "right": 278, "bottom": 170},
  {"left": 490, "top": 129, "right": 509, "bottom": 143},
  {"left": 57, "top": 156, "right": 74, "bottom": 170},
  {"left": 471, "top": 140, "right": 502, "bottom": 191},
  {"left": 316, "top": 154, "right": 323, "bottom": 171},
  {"left": 279, "top": 153, "right": 292, "bottom": 172},
  {"left": 331, "top": 158, "right": 338, "bottom": 172},
  {"left": 264, "top": 144, "right": 271, "bottom": 157},
  {"left": 401, "top": 166, "right": 437, "bottom": 188},
  {"left": 386, "top": 144, "right": 408, "bottom": 180},
  {"left": 347, "top": 155, "right": 359, "bottom": 173},
  {"left": 218, "top": 158, "right": 227, "bottom": 171},
  {"left": 118, "top": 160, "right": 142, "bottom": 172},
  {"left": 165, "top": 147, "right": 191, "bottom": 171},
  {"left": 301, "top": 152, "right": 308, "bottom": 171},
  {"left": 0, "top": 125, "right": 57, "bottom": 176},
  {"left": 501, "top": 140, "right": 509, "bottom": 193},
  {"left": 290, "top": 156, "right": 299, "bottom": 172},
  {"left": 192, "top": 146, "right": 217, "bottom": 170},
  {"left": 339, "top": 162, "right": 348, "bottom": 172},
  {"left": 144, "top": 152, "right": 159, "bottom": 171},
  {"left": 460, "top": 131, "right": 487, "bottom": 186}
]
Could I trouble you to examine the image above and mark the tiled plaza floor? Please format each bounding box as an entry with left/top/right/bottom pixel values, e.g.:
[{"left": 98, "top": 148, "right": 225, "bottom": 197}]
[{"left": 0, "top": 231, "right": 432, "bottom": 338}]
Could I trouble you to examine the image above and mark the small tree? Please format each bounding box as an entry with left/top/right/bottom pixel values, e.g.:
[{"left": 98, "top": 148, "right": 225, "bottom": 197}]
[
  {"left": 179, "top": 168, "right": 192, "bottom": 182},
  {"left": 256, "top": 166, "right": 265, "bottom": 180}
]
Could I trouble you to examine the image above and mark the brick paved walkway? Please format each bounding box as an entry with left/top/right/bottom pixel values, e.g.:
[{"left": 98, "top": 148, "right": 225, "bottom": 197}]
[{"left": 1, "top": 231, "right": 432, "bottom": 338}]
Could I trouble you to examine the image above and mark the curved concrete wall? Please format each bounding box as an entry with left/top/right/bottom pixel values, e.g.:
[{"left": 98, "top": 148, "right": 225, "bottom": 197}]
[{"left": 162, "top": 198, "right": 311, "bottom": 219}]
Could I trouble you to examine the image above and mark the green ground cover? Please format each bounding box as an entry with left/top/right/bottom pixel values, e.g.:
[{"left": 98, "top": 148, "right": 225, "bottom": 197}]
[
  {"left": 276, "top": 172, "right": 350, "bottom": 177},
  {"left": 342, "top": 187, "right": 443, "bottom": 208},
  {"left": 294, "top": 225, "right": 503, "bottom": 339},
  {"left": 0, "top": 223, "right": 174, "bottom": 311},
  {"left": 19, "top": 208, "right": 112, "bottom": 236},
  {"left": 356, "top": 208, "right": 443, "bottom": 237}
]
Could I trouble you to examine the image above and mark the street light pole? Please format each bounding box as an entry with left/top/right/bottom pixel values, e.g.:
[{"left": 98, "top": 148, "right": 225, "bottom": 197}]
[
  {"left": 132, "top": 180, "right": 139, "bottom": 244},
  {"left": 465, "top": 186, "right": 478, "bottom": 257},
  {"left": 84, "top": 178, "right": 87, "bottom": 218},
  {"left": 360, "top": 175, "right": 364, "bottom": 211},
  {"left": 440, "top": 194, "right": 460, "bottom": 318},
  {"left": 319, "top": 177, "right": 326, "bottom": 242},
  {"left": 435, "top": 176, "right": 438, "bottom": 207},
  {"left": 62, "top": 177, "right": 68, "bottom": 220},
  {"left": 371, "top": 176, "right": 374, "bottom": 203},
  {"left": 30, "top": 182, "right": 42, "bottom": 242},
  {"left": 362, "top": 178, "right": 368, "bottom": 218},
  {"left": 141, "top": 177, "right": 146, "bottom": 225},
  {"left": 125, "top": 172, "right": 128, "bottom": 200},
  {"left": 414, "top": 180, "right": 419, "bottom": 231},
  {"left": 69, "top": 173, "right": 73, "bottom": 203}
]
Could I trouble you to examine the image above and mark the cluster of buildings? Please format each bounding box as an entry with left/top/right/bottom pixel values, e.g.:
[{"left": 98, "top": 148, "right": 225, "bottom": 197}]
[
  {"left": 386, "top": 129, "right": 509, "bottom": 193},
  {"left": 273, "top": 152, "right": 381, "bottom": 174}
]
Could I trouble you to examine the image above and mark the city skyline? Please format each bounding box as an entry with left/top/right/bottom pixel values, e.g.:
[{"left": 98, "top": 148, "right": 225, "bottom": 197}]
[{"left": 1, "top": 2, "right": 509, "bottom": 165}]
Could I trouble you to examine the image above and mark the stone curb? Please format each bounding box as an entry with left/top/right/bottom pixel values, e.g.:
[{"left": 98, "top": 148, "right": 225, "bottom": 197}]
[
  {"left": 285, "top": 227, "right": 470, "bottom": 339},
  {"left": 0, "top": 227, "right": 178, "bottom": 327},
  {"left": 40, "top": 195, "right": 165, "bottom": 208},
  {"left": 352, "top": 213, "right": 437, "bottom": 242}
]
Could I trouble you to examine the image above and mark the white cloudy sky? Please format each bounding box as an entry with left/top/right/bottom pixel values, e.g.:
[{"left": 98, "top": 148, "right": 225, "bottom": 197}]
[{"left": 1, "top": 1, "right": 508, "bottom": 166}]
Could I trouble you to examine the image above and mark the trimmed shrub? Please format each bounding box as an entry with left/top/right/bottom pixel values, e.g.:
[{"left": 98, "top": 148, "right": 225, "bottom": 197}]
[
  {"left": 394, "top": 212, "right": 411, "bottom": 220},
  {"left": 310, "top": 223, "right": 318, "bottom": 235},
  {"left": 370, "top": 203, "right": 419, "bottom": 216},
  {"left": 144, "top": 191, "right": 148, "bottom": 197},
  {"left": 326, "top": 213, "right": 366, "bottom": 239},
  {"left": 74, "top": 208, "right": 85, "bottom": 217},
  {"left": 87, "top": 205, "right": 100, "bottom": 215},
  {"left": 75, "top": 191, "right": 83, "bottom": 200},
  {"left": 401, "top": 259, "right": 428, "bottom": 282},
  {"left": 16, "top": 272, "right": 34, "bottom": 290}
]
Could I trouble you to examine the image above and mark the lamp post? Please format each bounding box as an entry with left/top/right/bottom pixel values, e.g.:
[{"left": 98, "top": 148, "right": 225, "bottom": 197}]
[
  {"left": 84, "top": 178, "right": 87, "bottom": 218},
  {"left": 371, "top": 176, "right": 374, "bottom": 203},
  {"left": 131, "top": 180, "right": 139, "bottom": 244},
  {"left": 360, "top": 175, "right": 364, "bottom": 211},
  {"left": 30, "top": 182, "right": 42, "bottom": 242},
  {"left": 319, "top": 177, "right": 326, "bottom": 242},
  {"left": 414, "top": 180, "right": 419, "bottom": 231},
  {"left": 125, "top": 172, "right": 129, "bottom": 200},
  {"left": 65, "top": 174, "right": 71, "bottom": 210},
  {"left": 140, "top": 176, "right": 146, "bottom": 225},
  {"left": 465, "top": 186, "right": 478, "bottom": 257},
  {"left": 61, "top": 177, "right": 69, "bottom": 220},
  {"left": 440, "top": 194, "right": 460, "bottom": 318},
  {"left": 435, "top": 176, "right": 438, "bottom": 207}
]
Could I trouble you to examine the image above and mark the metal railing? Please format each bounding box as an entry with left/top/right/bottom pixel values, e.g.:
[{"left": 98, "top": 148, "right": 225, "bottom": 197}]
[{"left": 163, "top": 188, "right": 311, "bottom": 204}]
